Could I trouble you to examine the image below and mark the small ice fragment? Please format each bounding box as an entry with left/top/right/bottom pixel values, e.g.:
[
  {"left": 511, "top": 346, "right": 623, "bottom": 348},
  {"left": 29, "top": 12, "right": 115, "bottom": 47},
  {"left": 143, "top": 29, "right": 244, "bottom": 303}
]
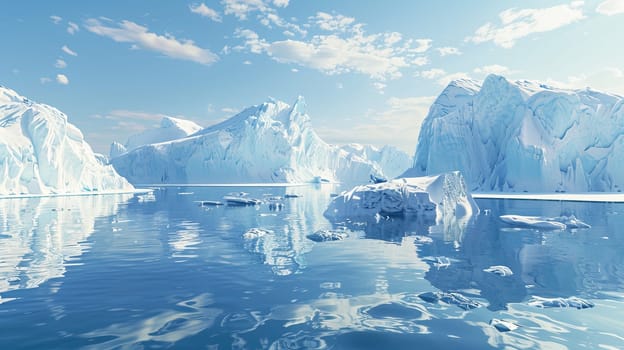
[
  {"left": 306, "top": 229, "right": 348, "bottom": 242},
  {"left": 483, "top": 265, "right": 513, "bottom": 277},
  {"left": 243, "top": 228, "right": 273, "bottom": 240},
  {"left": 528, "top": 296, "right": 594, "bottom": 309},
  {"left": 490, "top": 318, "right": 519, "bottom": 332}
]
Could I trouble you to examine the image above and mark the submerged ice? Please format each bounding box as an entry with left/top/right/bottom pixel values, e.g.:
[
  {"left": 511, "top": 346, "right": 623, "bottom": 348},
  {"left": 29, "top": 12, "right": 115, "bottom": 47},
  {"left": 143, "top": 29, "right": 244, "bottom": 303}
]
[{"left": 500, "top": 215, "right": 591, "bottom": 230}]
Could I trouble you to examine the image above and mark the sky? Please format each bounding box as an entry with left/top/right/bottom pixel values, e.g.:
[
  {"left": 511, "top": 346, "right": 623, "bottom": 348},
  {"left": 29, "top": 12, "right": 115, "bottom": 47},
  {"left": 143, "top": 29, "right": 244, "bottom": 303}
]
[{"left": 1, "top": 0, "right": 624, "bottom": 155}]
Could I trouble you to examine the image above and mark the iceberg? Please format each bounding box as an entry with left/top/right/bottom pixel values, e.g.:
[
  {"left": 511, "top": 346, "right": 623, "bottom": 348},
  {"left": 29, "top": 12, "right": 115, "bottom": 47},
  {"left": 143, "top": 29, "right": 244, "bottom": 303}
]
[
  {"left": 111, "top": 96, "right": 410, "bottom": 184},
  {"left": 306, "top": 229, "right": 349, "bottom": 242},
  {"left": 0, "top": 85, "right": 133, "bottom": 195},
  {"left": 418, "top": 291, "right": 482, "bottom": 310},
  {"left": 406, "top": 74, "right": 624, "bottom": 192},
  {"left": 109, "top": 116, "right": 202, "bottom": 158},
  {"left": 324, "top": 171, "right": 479, "bottom": 222},
  {"left": 528, "top": 296, "right": 594, "bottom": 309}
]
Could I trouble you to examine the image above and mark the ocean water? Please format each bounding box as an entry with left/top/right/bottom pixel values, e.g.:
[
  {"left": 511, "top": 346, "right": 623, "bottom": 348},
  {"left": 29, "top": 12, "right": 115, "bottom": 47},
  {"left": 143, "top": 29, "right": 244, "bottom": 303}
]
[{"left": 0, "top": 185, "right": 623, "bottom": 349}]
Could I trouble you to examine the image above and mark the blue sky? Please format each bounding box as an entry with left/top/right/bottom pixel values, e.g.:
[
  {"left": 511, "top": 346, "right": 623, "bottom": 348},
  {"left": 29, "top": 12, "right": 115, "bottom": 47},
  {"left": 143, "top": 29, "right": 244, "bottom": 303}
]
[{"left": 1, "top": 0, "right": 623, "bottom": 154}]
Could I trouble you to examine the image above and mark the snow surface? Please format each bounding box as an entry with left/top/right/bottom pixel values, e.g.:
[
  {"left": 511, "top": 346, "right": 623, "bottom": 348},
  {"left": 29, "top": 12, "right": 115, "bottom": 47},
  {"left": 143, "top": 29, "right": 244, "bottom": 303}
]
[
  {"left": 109, "top": 116, "right": 202, "bottom": 158},
  {"left": 111, "top": 96, "right": 410, "bottom": 184},
  {"left": 406, "top": 74, "right": 624, "bottom": 192},
  {"left": 0, "top": 85, "right": 134, "bottom": 195},
  {"left": 324, "top": 171, "right": 479, "bottom": 222}
]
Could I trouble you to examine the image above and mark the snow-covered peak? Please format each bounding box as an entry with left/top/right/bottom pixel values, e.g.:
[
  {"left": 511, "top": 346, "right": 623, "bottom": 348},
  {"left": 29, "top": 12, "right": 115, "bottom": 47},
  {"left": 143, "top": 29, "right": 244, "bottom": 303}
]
[{"left": 0, "top": 86, "right": 133, "bottom": 195}]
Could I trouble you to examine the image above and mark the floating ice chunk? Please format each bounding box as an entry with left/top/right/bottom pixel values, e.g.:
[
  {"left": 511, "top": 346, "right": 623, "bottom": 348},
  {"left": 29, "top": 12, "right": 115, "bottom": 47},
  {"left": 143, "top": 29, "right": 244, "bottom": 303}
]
[
  {"left": 423, "top": 256, "right": 453, "bottom": 268},
  {"left": 243, "top": 228, "right": 273, "bottom": 240},
  {"left": 500, "top": 214, "right": 590, "bottom": 230},
  {"left": 413, "top": 235, "right": 433, "bottom": 244},
  {"left": 325, "top": 172, "right": 479, "bottom": 222},
  {"left": 490, "top": 318, "right": 519, "bottom": 332},
  {"left": 306, "top": 229, "right": 348, "bottom": 242},
  {"left": 483, "top": 265, "right": 513, "bottom": 277},
  {"left": 528, "top": 296, "right": 594, "bottom": 309},
  {"left": 418, "top": 291, "right": 482, "bottom": 310}
]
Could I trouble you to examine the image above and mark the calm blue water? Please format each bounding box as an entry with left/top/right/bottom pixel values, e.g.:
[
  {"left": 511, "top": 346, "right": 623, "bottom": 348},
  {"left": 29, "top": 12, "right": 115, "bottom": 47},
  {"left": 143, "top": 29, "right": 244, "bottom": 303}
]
[{"left": 0, "top": 185, "right": 623, "bottom": 349}]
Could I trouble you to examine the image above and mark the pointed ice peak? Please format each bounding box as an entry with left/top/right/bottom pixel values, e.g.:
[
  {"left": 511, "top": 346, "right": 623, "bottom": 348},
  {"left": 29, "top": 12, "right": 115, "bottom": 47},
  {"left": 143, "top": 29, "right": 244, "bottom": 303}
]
[
  {"left": 291, "top": 95, "right": 307, "bottom": 115},
  {"left": 0, "top": 85, "right": 28, "bottom": 105}
]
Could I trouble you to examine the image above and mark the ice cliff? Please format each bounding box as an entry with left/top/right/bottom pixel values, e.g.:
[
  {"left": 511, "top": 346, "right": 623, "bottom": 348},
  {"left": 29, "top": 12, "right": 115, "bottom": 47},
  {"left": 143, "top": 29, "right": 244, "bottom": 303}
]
[
  {"left": 406, "top": 74, "right": 624, "bottom": 192},
  {"left": 0, "top": 86, "right": 133, "bottom": 195}
]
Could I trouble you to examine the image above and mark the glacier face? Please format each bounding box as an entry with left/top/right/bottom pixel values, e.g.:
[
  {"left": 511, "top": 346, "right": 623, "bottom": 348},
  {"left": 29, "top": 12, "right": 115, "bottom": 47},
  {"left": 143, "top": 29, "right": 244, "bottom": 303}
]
[
  {"left": 111, "top": 96, "right": 410, "bottom": 184},
  {"left": 0, "top": 86, "right": 134, "bottom": 195},
  {"left": 406, "top": 74, "right": 624, "bottom": 192}
]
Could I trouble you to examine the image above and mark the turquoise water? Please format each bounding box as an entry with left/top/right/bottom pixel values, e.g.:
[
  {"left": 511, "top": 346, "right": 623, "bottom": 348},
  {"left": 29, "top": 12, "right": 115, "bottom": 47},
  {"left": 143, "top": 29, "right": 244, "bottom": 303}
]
[{"left": 0, "top": 185, "right": 623, "bottom": 349}]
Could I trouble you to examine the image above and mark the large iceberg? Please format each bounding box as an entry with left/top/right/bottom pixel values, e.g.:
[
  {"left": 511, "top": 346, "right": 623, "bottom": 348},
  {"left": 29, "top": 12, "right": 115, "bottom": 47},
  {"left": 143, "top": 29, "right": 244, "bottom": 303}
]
[
  {"left": 406, "top": 74, "right": 624, "bottom": 192},
  {"left": 324, "top": 171, "right": 479, "bottom": 222},
  {"left": 111, "top": 96, "right": 410, "bottom": 184},
  {"left": 0, "top": 86, "right": 133, "bottom": 195},
  {"left": 109, "top": 116, "right": 202, "bottom": 158}
]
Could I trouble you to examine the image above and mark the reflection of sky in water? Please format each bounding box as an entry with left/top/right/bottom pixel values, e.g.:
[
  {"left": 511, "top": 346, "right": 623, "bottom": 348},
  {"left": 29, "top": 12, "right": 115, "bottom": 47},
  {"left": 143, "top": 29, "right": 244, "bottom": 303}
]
[{"left": 0, "top": 187, "right": 622, "bottom": 349}]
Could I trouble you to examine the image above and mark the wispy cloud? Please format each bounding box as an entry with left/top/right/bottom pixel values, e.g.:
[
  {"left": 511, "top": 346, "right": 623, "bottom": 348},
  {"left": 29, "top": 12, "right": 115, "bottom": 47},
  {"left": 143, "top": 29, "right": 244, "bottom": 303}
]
[
  {"left": 105, "top": 109, "right": 168, "bottom": 121},
  {"left": 596, "top": 0, "right": 624, "bottom": 15},
  {"left": 222, "top": 0, "right": 269, "bottom": 20},
  {"left": 62, "top": 45, "right": 78, "bottom": 56},
  {"left": 67, "top": 22, "right": 79, "bottom": 34},
  {"left": 273, "top": 0, "right": 289, "bottom": 7},
  {"left": 234, "top": 13, "right": 431, "bottom": 80},
  {"left": 84, "top": 18, "right": 219, "bottom": 65},
  {"left": 56, "top": 74, "right": 69, "bottom": 85},
  {"left": 316, "top": 96, "right": 436, "bottom": 153},
  {"left": 473, "top": 64, "right": 510, "bottom": 76},
  {"left": 50, "top": 15, "right": 62, "bottom": 24},
  {"left": 54, "top": 59, "right": 67, "bottom": 68},
  {"left": 436, "top": 47, "right": 462, "bottom": 56},
  {"left": 467, "top": 2, "right": 585, "bottom": 48},
  {"left": 418, "top": 68, "right": 446, "bottom": 79},
  {"left": 40, "top": 77, "right": 52, "bottom": 84},
  {"left": 189, "top": 3, "right": 222, "bottom": 22}
]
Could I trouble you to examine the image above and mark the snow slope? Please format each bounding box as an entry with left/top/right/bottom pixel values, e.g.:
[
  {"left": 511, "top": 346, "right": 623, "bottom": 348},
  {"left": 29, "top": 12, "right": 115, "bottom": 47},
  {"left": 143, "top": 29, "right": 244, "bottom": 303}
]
[
  {"left": 405, "top": 74, "right": 624, "bottom": 192},
  {"left": 112, "top": 96, "right": 408, "bottom": 184},
  {"left": 339, "top": 143, "right": 411, "bottom": 179},
  {"left": 109, "top": 116, "right": 202, "bottom": 158},
  {"left": 0, "top": 86, "right": 133, "bottom": 195}
]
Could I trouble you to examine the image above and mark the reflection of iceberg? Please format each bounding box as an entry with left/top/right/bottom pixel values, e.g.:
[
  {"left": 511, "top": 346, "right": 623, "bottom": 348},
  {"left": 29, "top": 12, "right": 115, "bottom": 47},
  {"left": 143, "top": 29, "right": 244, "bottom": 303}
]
[
  {"left": 242, "top": 185, "right": 335, "bottom": 276},
  {"left": 0, "top": 194, "right": 132, "bottom": 298}
]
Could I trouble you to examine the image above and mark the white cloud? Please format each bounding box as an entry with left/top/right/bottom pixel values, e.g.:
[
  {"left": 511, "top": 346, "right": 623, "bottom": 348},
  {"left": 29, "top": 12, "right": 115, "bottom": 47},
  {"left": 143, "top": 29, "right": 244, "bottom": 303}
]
[
  {"left": 67, "top": 22, "right": 79, "bottom": 34},
  {"left": 336, "top": 82, "right": 343, "bottom": 89},
  {"left": 50, "top": 15, "right": 62, "bottom": 24},
  {"left": 273, "top": 0, "right": 289, "bottom": 7},
  {"left": 222, "top": 0, "right": 268, "bottom": 20},
  {"left": 291, "top": 68, "right": 298, "bottom": 72},
  {"left": 62, "top": 45, "right": 78, "bottom": 56},
  {"left": 373, "top": 82, "right": 387, "bottom": 94},
  {"left": 56, "top": 74, "right": 69, "bottom": 85},
  {"left": 221, "top": 107, "right": 239, "bottom": 114},
  {"left": 316, "top": 96, "right": 436, "bottom": 153},
  {"left": 411, "top": 39, "right": 432, "bottom": 53},
  {"left": 40, "top": 77, "right": 52, "bottom": 84},
  {"left": 55, "top": 59, "right": 67, "bottom": 68},
  {"left": 436, "top": 46, "right": 461, "bottom": 56},
  {"left": 596, "top": 0, "right": 624, "bottom": 15},
  {"left": 419, "top": 68, "right": 446, "bottom": 79},
  {"left": 467, "top": 2, "right": 585, "bottom": 48},
  {"left": 189, "top": 3, "right": 222, "bottom": 22},
  {"left": 312, "top": 12, "right": 355, "bottom": 32},
  {"left": 473, "top": 64, "right": 510, "bottom": 75},
  {"left": 235, "top": 15, "right": 431, "bottom": 80},
  {"left": 85, "top": 18, "right": 219, "bottom": 65},
  {"left": 243, "top": 60, "right": 252, "bottom": 64},
  {"left": 260, "top": 12, "right": 307, "bottom": 36}
]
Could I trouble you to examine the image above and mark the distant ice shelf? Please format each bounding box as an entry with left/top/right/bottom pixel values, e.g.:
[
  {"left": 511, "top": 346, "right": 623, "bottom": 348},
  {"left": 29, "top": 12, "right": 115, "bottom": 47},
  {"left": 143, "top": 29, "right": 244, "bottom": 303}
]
[{"left": 473, "top": 192, "right": 624, "bottom": 202}]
